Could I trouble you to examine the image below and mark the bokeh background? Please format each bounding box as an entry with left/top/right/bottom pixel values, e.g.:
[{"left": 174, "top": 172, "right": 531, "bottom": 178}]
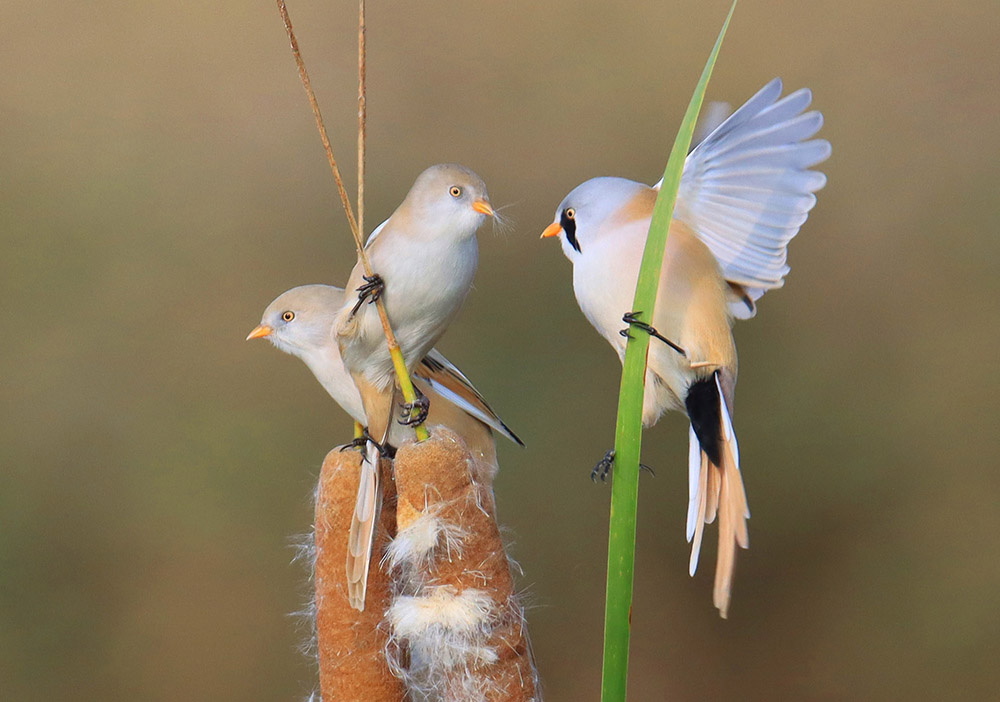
[{"left": 2, "top": 1, "right": 998, "bottom": 699}]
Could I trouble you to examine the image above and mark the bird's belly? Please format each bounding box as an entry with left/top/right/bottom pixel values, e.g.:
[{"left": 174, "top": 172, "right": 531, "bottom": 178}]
[
  {"left": 363, "top": 235, "right": 478, "bottom": 381},
  {"left": 571, "top": 222, "right": 735, "bottom": 425},
  {"left": 303, "top": 348, "right": 367, "bottom": 423},
  {"left": 572, "top": 239, "right": 641, "bottom": 360}
]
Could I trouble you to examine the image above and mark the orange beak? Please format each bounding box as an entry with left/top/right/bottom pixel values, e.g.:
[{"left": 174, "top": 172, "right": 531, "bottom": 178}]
[
  {"left": 472, "top": 199, "right": 495, "bottom": 217},
  {"left": 540, "top": 222, "right": 563, "bottom": 239},
  {"left": 245, "top": 324, "right": 272, "bottom": 341}
]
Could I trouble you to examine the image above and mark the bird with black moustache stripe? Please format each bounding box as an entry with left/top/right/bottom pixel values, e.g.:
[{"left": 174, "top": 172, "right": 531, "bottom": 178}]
[{"left": 541, "top": 79, "right": 831, "bottom": 617}]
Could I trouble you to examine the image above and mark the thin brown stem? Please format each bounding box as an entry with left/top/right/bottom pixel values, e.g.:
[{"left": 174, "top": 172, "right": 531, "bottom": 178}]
[
  {"left": 275, "top": 0, "right": 426, "bottom": 436},
  {"left": 357, "top": 0, "right": 366, "bottom": 248},
  {"left": 275, "top": 0, "right": 363, "bottom": 260}
]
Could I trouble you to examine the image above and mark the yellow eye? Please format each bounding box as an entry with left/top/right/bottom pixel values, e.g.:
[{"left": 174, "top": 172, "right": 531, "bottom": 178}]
[
  {"left": 449, "top": 186, "right": 462, "bottom": 198},
  {"left": 565, "top": 208, "right": 576, "bottom": 220},
  {"left": 281, "top": 311, "right": 295, "bottom": 322}
]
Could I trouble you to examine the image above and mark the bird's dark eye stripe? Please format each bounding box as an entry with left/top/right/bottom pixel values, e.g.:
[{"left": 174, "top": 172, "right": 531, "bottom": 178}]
[{"left": 561, "top": 209, "right": 581, "bottom": 253}]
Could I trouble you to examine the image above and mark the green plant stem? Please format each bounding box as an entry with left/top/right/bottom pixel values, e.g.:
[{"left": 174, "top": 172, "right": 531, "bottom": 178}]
[{"left": 601, "top": 3, "right": 736, "bottom": 700}]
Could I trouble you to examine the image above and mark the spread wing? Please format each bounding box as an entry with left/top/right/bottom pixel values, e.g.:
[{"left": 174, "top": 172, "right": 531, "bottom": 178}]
[
  {"left": 416, "top": 350, "right": 524, "bottom": 447},
  {"left": 659, "top": 78, "right": 831, "bottom": 318},
  {"left": 691, "top": 100, "right": 733, "bottom": 150}
]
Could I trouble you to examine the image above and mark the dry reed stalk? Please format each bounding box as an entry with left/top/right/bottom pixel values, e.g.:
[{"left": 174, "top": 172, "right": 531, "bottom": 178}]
[
  {"left": 385, "top": 427, "right": 540, "bottom": 701},
  {"left": 275, "top": 0, "right": 427, "bottom": 436},
  {"left": 313, "top": 448, "right": 406, "bottom": 701}
]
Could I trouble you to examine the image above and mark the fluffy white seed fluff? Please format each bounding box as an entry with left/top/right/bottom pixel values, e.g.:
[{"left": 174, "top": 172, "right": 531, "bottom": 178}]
[
  {"left": 389, "top": 586, "right": 496, "bottom": 662},
  {"left": 385, "top": 511, "right": 466, "bottom": 574},
  {"left": 387, "top": 586, "right": 502, "bottom": 700}
]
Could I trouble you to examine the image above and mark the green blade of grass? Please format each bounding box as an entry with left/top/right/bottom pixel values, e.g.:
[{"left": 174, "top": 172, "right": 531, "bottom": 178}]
[{"left": 601, "top": 3, "right": 736, "bottom": 700}]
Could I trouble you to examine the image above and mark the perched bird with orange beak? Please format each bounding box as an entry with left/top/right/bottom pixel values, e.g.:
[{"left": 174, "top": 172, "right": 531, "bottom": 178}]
[
  {"left": 247, "top": 284, "right": 522, "bottom": 456},
  {"left": 541, "top": 79, "right": 830, "bottom": 617},
  {"left": 334, "top": 164, "right": 498, "bottom": 609},
  {"left": 336, "top": 164, "right": 496, "bottom": 435},
  {"left": 248, "top": 284, "right": 521, "bottom": 610}
]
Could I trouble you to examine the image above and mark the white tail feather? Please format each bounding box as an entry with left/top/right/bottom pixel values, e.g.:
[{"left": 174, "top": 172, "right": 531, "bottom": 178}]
[
  {"left": 686, "top": 376, "right": 751, "bottom": 616},
  {"left": 686, "top": 424, "right": 701, "bottom": 541},
  {"left": 716, "top": 374, "right": 749, "bottom": 519},
  {"left": 689, "top": 451, "right": 709, "bottom": 577},
  {"left": 346, "top": 440, "right": 382, "bottom": 610}
]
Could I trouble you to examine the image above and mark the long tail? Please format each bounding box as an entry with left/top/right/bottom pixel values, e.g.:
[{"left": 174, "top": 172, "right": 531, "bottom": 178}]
[
  {"left": 685, "top": 371, "right": 750, "bottom": 618},
  {"left": 346, "top": 438, "right": 382, "bottom": 610}
]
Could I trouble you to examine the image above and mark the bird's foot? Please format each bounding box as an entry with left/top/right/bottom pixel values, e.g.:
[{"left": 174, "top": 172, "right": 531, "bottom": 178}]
[
  {"left": 398, "top": 391, "right": 430, "bottom": 426},
  {"left": 619, "top": 311, "right": 687, "bottom": 357},
  {"left": 350, "top": 273, "right": 385, "bottom": 317},
  {"left": 340, "top": 435, "right": 368, "bottom": 452},
  {"left": 591, "top": 450, "right": 616, "bottom": 482},
  {"left": 590, "top": 449, "right": 655, "bottom": 482},
  {"left": 341, "top": 427, "right": 396, "bottom": 459}
]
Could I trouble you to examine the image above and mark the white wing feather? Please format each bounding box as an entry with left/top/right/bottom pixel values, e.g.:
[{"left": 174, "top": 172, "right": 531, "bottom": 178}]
[
  {"left": 659, "top": 78, "right": 831, "bottom": 316},
  {"left": 691, "top": 101, "right": 733, "bottom": 149}
]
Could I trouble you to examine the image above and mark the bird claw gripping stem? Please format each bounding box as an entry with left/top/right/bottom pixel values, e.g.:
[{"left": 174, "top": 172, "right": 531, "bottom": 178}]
[
  {"left": 350, "top": 273, "right": 385, "bottom": 317},
  {"left": 591, "top": 449, "right": 616, "bottom": 482},
  {"left": 341, "top": 427, "right": 396, "bottom": 459},
  {"left": 590, "top": 449, "right": 655, "bottom": 482},
  {"left": 398, "top": 391, "right": 430, "bottom": 427},
  {"left": 341, "top": 435, "right": 369, "bottom": 452},
  {"left": 619, "top": 311, "right": 687, "bottom": 357}
]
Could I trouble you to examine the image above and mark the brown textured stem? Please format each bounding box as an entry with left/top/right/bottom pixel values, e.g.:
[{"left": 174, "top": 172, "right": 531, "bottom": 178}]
[
  {"left": 314, "top": 448, "right": 405, "bottom": 701},
  {"left": 388, "top": 427, "right": 539, "bottom": 700}
]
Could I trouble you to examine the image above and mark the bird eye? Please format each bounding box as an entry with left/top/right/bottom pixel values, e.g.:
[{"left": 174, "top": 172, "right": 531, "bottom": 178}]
[
  {"left": 449, "top": 186, "right": 462, "bottom": 198},
  {"left": 281, "top": 311, "right": 295, "bottom": 322},
  {"left": 565, "top": 208, "right": 576, "bottom": 220}
]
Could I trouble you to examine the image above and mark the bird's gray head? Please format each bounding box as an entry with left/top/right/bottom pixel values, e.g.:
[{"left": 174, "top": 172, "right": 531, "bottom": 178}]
[
  {"left": 399, "top": 163, "right": 495, "bottom": 239},
  {"left": 541, "top": 177, "right": 653, "bottom": 261},
  {"left": 246, "top": 284, "right": 344, "bottom": 358}
]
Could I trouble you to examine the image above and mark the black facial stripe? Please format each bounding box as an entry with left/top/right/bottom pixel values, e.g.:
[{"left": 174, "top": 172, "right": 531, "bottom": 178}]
[{"left": 561, "top": 210, "right": 580, "bottom": 252}]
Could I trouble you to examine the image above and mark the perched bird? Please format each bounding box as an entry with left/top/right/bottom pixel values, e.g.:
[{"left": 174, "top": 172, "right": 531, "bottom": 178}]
[
  {"left": 248, "top": 284, "right": 522, "bottom": 609},
  {"left": 249, "top": 166, "right": 494, "bottom": 608},
  {"left": 333, "top": 164, "right": 496, "bottom": 609},
  {"left": 335, "top": 163, "right": 495, "bottom": 437},
  {"left": 247, "top": 284, "right": 521, "bottom": 453},
  {"left": 541, "top": 78, "right": 830, "bottom": 617}
]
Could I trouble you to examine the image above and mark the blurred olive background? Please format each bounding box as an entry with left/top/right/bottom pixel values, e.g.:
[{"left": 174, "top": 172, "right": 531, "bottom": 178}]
[{"left": 2, "top": 1, "right": 998, "bottom": 700}]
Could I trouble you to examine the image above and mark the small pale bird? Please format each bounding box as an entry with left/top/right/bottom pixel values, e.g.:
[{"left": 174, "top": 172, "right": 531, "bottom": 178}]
[
  {"left": 248, "top": 284, "right": 522, "bottom": 608},
  {"left": 247, "top": 284, "right": 521, "bottom": 450},
  {"left": 335, "top": 163, "right": 495, "bottom": 439},
  {"left": 331, "top": 163, "right": 497, "bottom": 609},
  {"left": 541, "top": 78, "right": 830, "bottom": 617}
]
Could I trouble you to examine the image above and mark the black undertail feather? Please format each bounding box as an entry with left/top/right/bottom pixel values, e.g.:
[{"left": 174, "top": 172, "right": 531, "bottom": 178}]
[{"left": 685, "top": 370, "right": 723, "bottom": 467}]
